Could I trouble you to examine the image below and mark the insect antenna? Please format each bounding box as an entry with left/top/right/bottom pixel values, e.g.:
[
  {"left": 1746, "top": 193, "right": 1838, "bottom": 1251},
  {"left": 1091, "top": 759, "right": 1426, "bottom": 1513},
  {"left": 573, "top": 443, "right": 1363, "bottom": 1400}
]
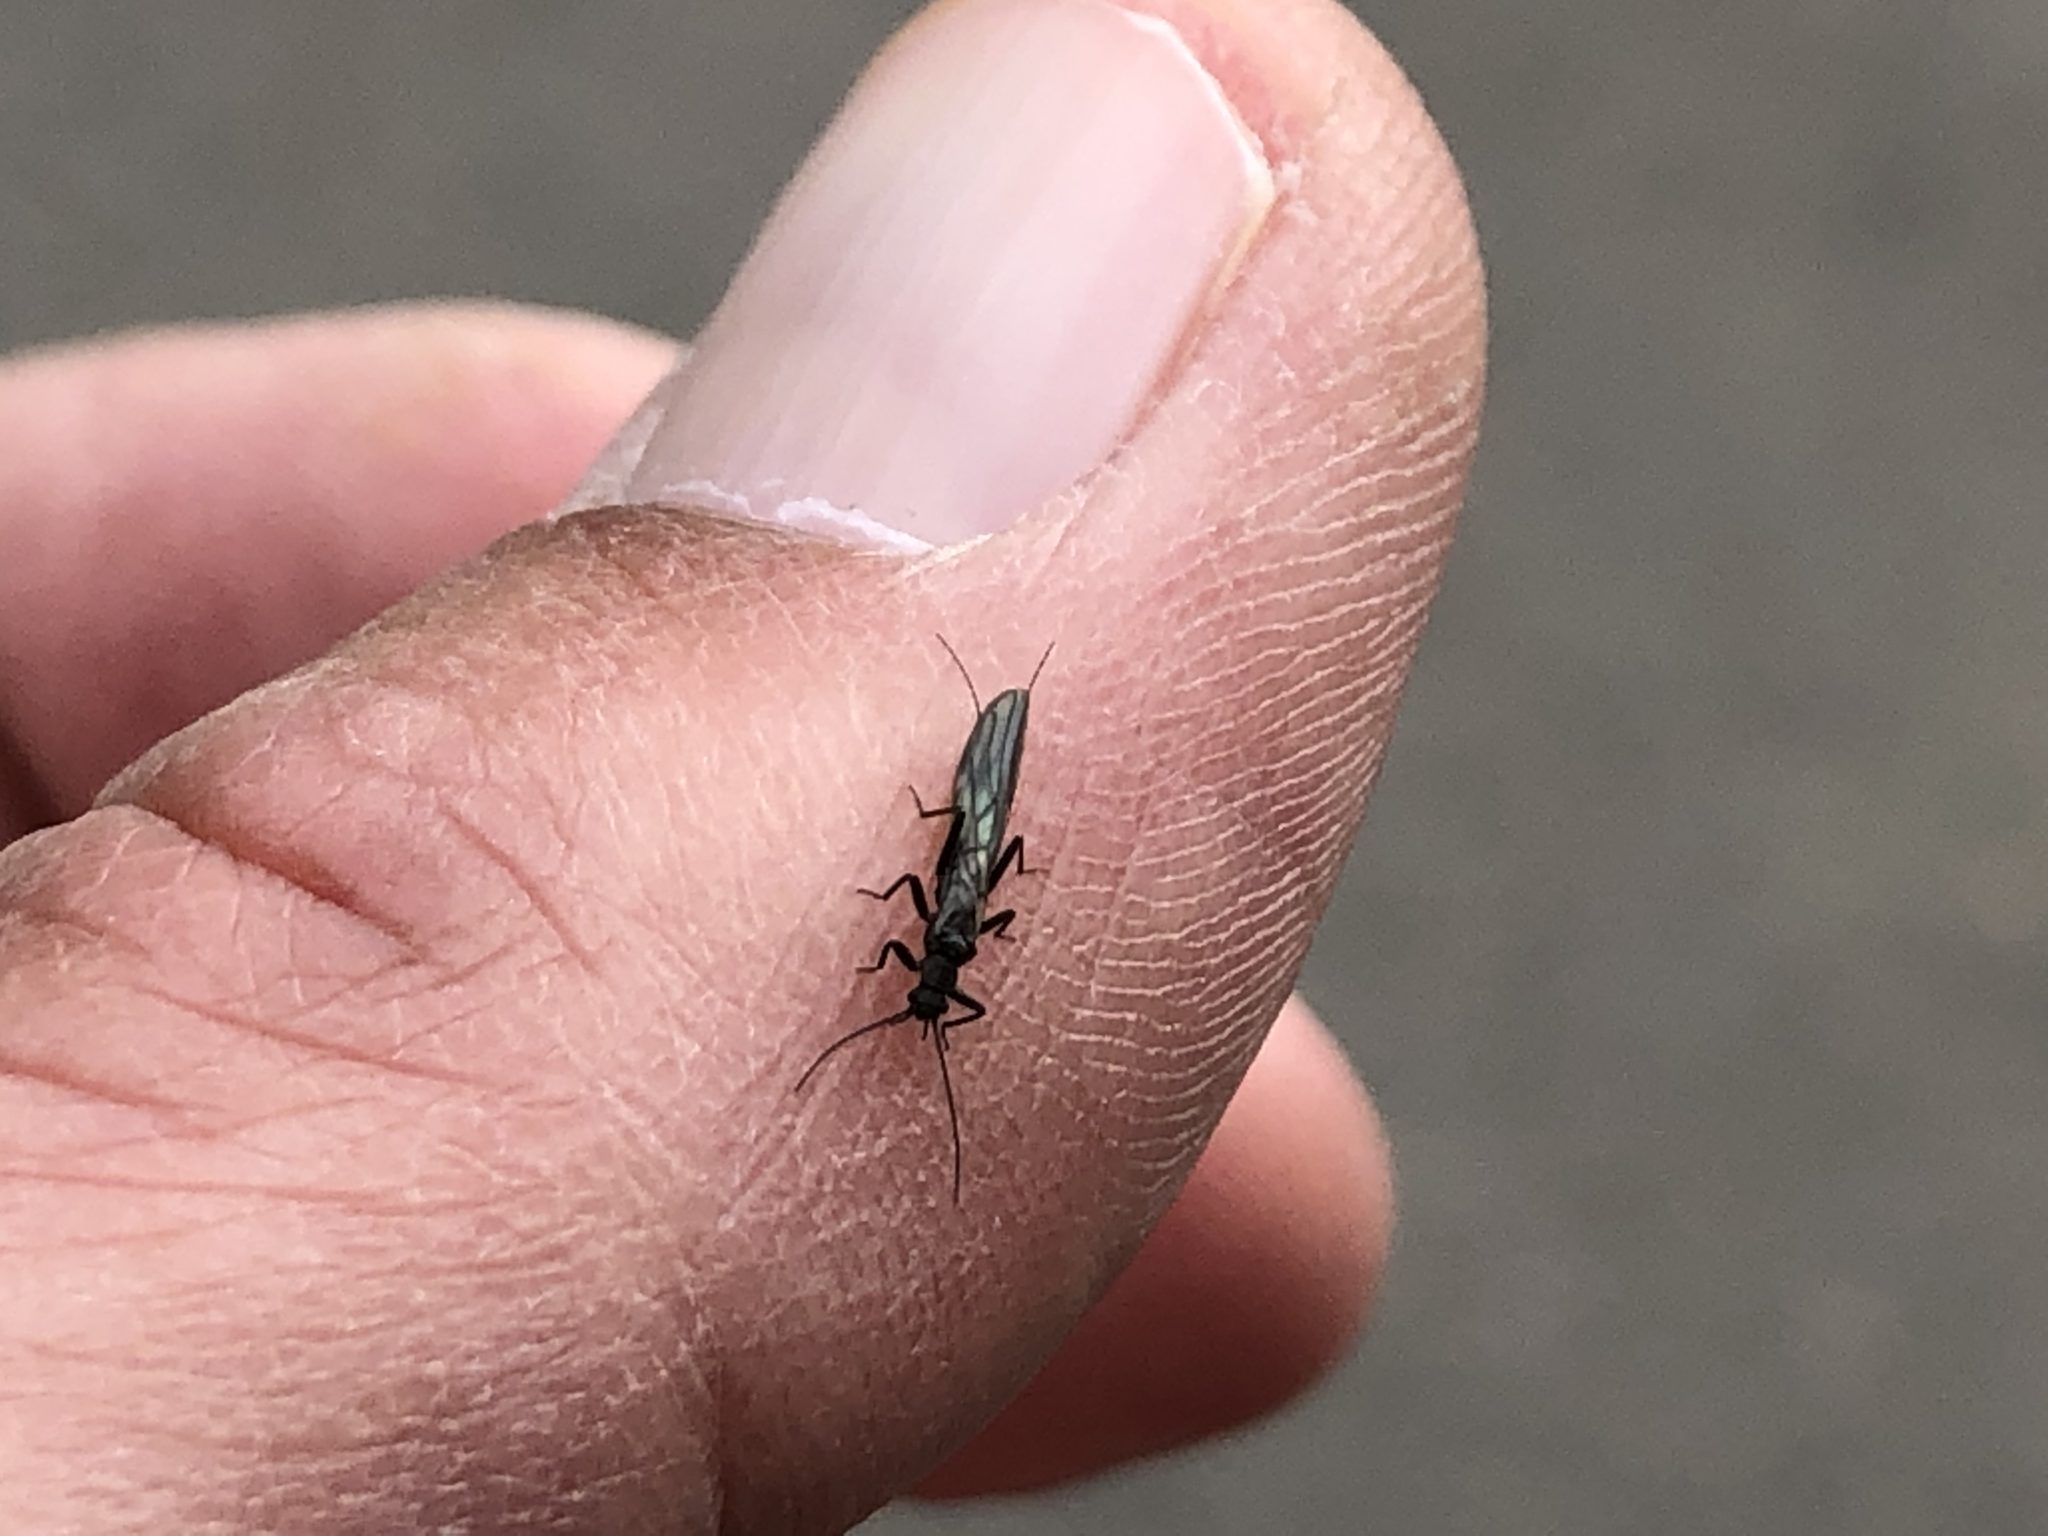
[
  {"left": 795, "top": 1008, "right": 915, "bottom": 1094},
  {"left": 933, "top": 1026, "right": 963, "bottom": 1204},
  {"left": 1027, "top": 640, "right": 1055, "bottom": 691},
  {"left": 933, "top": 632, "right": 982, "bottom": 715}
]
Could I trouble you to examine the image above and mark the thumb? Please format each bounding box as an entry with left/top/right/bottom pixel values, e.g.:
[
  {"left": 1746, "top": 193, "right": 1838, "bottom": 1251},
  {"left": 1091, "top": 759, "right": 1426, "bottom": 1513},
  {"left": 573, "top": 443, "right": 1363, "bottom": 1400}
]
[{"left": 0, "top": 1, "right": 1480, "bottom": 1533}]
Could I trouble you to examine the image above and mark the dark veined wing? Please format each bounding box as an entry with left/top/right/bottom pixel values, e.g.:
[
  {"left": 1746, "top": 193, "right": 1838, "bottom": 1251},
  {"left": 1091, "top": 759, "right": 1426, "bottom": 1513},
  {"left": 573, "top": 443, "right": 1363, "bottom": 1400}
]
[{"left": 937, "top": 687, "right": 1030, "bottom": 912}]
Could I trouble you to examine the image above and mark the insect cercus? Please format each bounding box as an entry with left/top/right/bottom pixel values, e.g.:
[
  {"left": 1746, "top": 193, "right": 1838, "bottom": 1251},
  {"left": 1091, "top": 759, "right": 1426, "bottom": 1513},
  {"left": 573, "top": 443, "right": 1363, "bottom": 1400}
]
[{"left": 796, "top": 637, "right": 1053, "bottom": 1202}]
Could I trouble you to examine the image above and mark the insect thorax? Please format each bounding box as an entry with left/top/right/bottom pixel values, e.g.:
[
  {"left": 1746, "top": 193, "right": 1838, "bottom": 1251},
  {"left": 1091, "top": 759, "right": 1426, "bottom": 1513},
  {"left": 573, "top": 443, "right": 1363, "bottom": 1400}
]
[
  {"left": 925, "top": 919, "right": 977, "bottom": 965},
  {"left": 913, "top": 951, "right": 961, "bottom": 1013}
]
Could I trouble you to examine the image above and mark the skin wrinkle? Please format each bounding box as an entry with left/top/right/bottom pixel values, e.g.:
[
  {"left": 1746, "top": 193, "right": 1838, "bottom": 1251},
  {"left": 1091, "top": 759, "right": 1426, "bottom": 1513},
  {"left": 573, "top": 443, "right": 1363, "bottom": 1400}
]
[
  {"left": 4, "top": 1213, "right": 249, "bottom": 1258},
  {"left": 16, "top": 803, "right": 574, "bottom": 1099},
  {"left": 127, "top": 796, "right": 430, "bottom": 963},
  {"left": 135, "top": 686, "right": 652, "bottom": 1067},
  {"left": 123, "top": 1096, "right": 394, "bottom": 1160},
  {"left": 113, "top": 979, "right": 487, "bottom": 1090},
  {"left": 11, "top": 777, "right": 729, "bottom": 1528},
  {"left": 0, "top": 1164, "right": 484, "bottom": 1216},
  {"left": 201, "top": 618, "right": 737, "bottom": 1531},
  {"left": 255, "top": 933, "right": 530, "bottom": 1030},
  {"left": 0, "top": 1041, "right": 193, "bottom": 1119},
  {"left": 0, "top": 1097, "right": 391, "bottom": 1179},
  {"left": 431, "top": 795, "right": 606, "bottom": 978},
  {"left": 0, "top": 892, "right": 153, "bottom": 960}
]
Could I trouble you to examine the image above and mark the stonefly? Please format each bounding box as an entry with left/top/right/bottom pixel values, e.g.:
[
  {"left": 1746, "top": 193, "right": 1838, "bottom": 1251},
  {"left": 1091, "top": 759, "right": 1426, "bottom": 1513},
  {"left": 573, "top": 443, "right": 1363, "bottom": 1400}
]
[{"left": 797, "top": 637, "right": 1052, "bottom": 1202}]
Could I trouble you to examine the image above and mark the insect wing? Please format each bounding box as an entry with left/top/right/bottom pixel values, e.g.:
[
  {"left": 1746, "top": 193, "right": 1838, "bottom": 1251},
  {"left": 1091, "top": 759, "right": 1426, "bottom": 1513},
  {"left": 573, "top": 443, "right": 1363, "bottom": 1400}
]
[{"left": 951, "top": 688, "right": 1028, "bottom": 877}]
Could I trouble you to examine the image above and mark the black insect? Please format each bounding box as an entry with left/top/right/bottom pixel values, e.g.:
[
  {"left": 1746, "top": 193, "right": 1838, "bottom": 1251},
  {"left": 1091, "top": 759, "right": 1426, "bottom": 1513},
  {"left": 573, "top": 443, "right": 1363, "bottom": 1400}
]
[{"left": 796, "top": 637, "right": 1052, "bottom": 1202}]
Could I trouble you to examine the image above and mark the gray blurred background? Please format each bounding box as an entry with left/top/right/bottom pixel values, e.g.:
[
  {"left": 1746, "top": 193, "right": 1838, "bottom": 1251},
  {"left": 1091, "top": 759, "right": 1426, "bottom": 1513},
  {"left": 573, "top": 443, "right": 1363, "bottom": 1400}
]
[{"left": 4, "top": 3, "right": 2043, "bottom": 1532}]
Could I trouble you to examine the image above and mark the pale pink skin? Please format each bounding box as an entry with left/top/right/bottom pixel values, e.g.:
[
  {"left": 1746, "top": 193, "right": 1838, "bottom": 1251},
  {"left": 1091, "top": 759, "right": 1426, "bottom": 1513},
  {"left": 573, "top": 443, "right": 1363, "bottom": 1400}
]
[{"left": 0, "top": 0, "right": 1483, "bottom": 1530}]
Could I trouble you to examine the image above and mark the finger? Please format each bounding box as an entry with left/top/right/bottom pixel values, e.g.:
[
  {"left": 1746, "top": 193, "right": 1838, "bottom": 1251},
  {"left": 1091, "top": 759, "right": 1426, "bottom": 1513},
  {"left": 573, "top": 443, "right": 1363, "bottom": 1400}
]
[
  {"left": 919, "top": 994, "right": 1392, "bottom": 1496},
  {"left": 0, "top": 0, "right": 1480, "bottom": 1531},
  {"left": 0, "top": 305, "right": 674, "bottom": 832}
]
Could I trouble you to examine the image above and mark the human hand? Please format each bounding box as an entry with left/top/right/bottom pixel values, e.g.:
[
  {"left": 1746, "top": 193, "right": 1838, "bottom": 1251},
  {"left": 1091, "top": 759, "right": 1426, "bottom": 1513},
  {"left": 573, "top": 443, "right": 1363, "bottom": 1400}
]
[{"left": 0, "top": 0, "right": 1482, "bottom": 1529}]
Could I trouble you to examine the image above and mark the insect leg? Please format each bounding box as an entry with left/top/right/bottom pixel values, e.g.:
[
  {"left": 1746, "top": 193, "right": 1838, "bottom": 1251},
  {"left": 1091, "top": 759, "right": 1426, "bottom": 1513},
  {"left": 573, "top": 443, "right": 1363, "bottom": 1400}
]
[
  {"left": 941, "top": 988, "right": 988, "bottom": 1029},
  {"left": 979, "top": 909, "right": 1017, "bottom": 943},
  {"left": 907, "top": 784, "right": 960, "bottom": 821},
  {"left": 855, "top": 872, "right": 935, "bottom": 922},
  {"left": 794, "top": 1007, "right": 916, "bottom": 1093},
  {"left": 985, "top": 835, "right": 1045, "bottom": 893},
  {"left": 856, "top": 939, "right": 921, "bottom": 976},
  {"left": 909, "top": 787, "right": 969, "bottom": 880}
]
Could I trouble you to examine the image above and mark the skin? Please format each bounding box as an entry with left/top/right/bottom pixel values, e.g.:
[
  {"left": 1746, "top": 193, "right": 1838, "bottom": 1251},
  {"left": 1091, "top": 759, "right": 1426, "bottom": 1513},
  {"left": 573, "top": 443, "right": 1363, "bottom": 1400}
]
[{"left": 0, "top": 0, "right": 1482, "bottom": 1530}]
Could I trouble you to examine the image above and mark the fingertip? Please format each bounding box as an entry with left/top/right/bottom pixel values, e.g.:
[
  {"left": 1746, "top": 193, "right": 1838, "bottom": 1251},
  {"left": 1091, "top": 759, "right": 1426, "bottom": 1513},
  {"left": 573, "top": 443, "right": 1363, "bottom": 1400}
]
[
  {"left": 1142, "top": 992, "right": 1392, "bottom": 1403},
  {"left": 918, "top": 994, "right": 1390, "bottom": 1497},
  {"left": 0, "top": 303, "right": 679, "bottom": 824}
]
